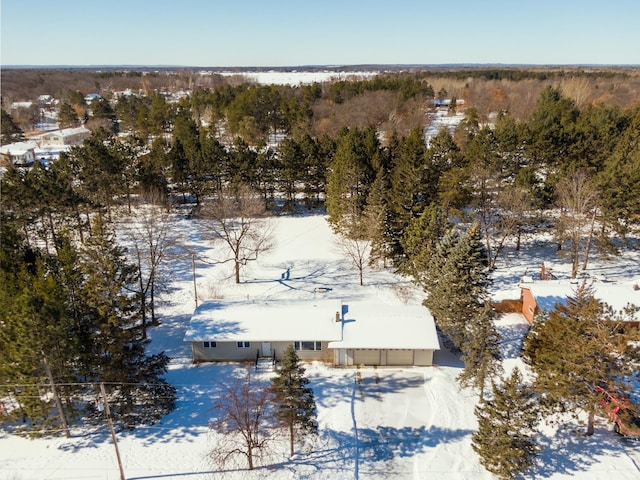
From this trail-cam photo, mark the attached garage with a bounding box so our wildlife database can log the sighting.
[353,349,381,365]
[329,302,441,367]
[386,349,414,365]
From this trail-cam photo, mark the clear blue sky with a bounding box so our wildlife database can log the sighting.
[2,0,639,66]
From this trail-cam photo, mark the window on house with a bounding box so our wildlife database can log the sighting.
[294,341,322,351]
[236,341,251,348]
[203,341,216,348]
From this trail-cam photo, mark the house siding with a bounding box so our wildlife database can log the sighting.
[192,342,436,366]
[192,342,258,362]
[191,340,334,363]
[520,287,537,324]
[294,342,334,362]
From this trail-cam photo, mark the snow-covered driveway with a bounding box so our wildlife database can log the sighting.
[343,366,487,480]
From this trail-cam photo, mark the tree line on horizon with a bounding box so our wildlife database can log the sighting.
[1,71,640,477]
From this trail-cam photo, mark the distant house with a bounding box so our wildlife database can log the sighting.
[10,101,34,110]
[519,278,640,326]
[431,98,465,108]
[39,126,90,146]
[84,93,101,104]
[184,298,440,367]
[37,95,56,109]
[0,142,37,166]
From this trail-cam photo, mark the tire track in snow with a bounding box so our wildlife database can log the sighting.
[624,442,640,472]
[351,370,360,480]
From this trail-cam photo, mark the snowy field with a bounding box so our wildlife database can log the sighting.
[2,211,640,479]
[216,70,379,85]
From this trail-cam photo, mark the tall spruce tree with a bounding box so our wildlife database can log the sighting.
[421,227,460,348]
[386,128,428,263]
[521,281,638,435]
[423,222,491,352]
[458,301,502,400]
[401,202,448,282]
[364,165,392,267]
[0,257,77,430]
[80,216,175,425]
[325,127,378,229]
[598,107,640,236]
[271,344,318,457]
[472,368,539,480]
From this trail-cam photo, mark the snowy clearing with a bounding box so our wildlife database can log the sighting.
[1,212,640,479]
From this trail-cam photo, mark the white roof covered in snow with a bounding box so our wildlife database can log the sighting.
[184,297,441,351]
[329,302,440,350]
[40,126,90,138]
[184,298,344,342]
[521,279,640,320]
[0,142,36,155]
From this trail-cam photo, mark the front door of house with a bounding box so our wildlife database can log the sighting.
[261,342,271,357]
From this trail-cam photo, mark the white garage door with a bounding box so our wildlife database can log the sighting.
[353,349,381,365]
[386,350,414,365]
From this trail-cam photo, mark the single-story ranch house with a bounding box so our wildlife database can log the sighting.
[519,277,640,326]
[0,142,36,166]
[184,298,440,367]
[39,126,90,147]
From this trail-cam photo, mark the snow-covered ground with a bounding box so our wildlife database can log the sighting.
[424,108,465,147]
[1,212,640,479]
[216,70,379,85]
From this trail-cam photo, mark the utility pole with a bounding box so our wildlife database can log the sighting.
[42,353,70,438]
[99,382,126,480]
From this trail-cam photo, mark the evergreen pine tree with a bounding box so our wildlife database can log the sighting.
[0,251,78,431]
[401,202,448,281]
[364,166,392,267]
[57,102,81,129]
[422,227,460,349]
[521,281,637,435]
[277,136,305,209]
[325,127,378,229]
[1,108,24,145]
[386,128,428,263]
[458,301,503,400]
[598,107,640,236]
[80,216,175,425]
[423,222,491,351]
[271,344,318,457]
[472,368,539,480]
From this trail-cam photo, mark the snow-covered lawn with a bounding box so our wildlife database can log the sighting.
[2,212,640,479]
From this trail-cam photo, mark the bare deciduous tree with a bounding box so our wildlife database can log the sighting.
[121,201,175,337]
[335,231,371,287]
[555,171,600,278]
[560,77,593,109]
[332,202,375,286]
[489,184,537,269]
[209,368,275,471]
[201,184,274,284]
